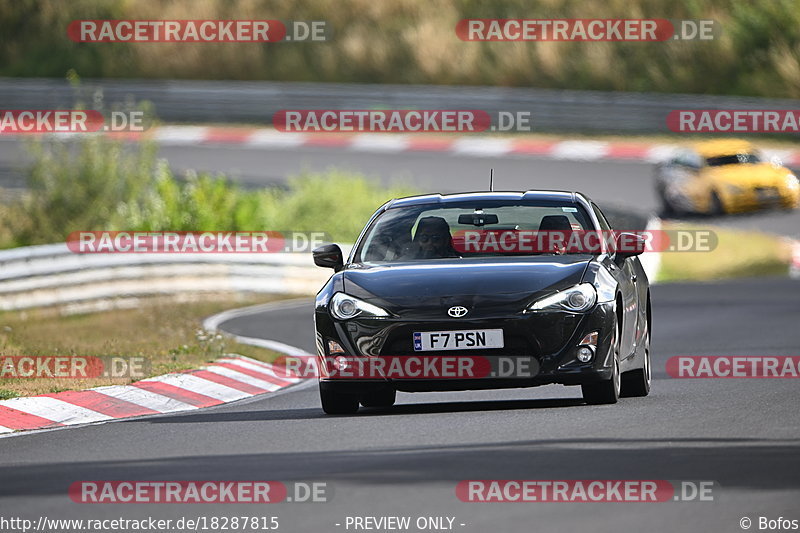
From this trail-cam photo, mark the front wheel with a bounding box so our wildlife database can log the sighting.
[581,330,621,405]
[657,186,677,218]
[319,384,359,414]
[709,191,725,216]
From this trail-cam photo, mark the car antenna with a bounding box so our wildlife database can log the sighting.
[489,168,494,191]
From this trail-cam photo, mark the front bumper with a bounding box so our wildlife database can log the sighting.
[722,187,799,212]
[314,301,617,393]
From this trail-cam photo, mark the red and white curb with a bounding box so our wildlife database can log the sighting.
[151,128,800,166]
[6,126,800,166]
[0,354,308,436]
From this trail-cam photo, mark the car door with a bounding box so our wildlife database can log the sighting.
[592,203,639,360]
[679,153,716,213]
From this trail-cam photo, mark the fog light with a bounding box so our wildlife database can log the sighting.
[334,355,351,371]
[577,345,595,363]
[327,340,345,355]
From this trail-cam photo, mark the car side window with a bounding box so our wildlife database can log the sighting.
[676,151,702,169]
[668,150,698,169]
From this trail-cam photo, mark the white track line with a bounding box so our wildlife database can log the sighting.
[203,299,316,359]
[202,298,308,332]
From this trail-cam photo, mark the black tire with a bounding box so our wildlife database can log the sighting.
[621,326,651,398]
[360,388,396,408]
[319,384,359,414]
[709,191,725,216]
[581,329,621,405]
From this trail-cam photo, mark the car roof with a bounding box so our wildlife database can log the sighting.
[693,139,757,158]
[387,190,584,208]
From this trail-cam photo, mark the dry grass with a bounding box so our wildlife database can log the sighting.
[657,222,792,282]
[0,293,294,399]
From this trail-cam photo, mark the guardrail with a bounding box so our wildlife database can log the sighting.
[0,209,655,312]
[0,243,334,312]
[2,78,799,135]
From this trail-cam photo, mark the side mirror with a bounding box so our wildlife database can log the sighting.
[313,244,344,271]
[615,232,646,259]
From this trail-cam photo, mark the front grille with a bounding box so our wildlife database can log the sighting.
[755,187,781,203]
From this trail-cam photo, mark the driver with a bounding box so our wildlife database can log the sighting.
[412,216,459,259]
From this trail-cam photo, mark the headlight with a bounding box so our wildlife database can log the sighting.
[528,283,597,313]
[786,174,799,191]
[330,292,389,320]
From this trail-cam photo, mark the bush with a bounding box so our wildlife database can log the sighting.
[0,135,416,247]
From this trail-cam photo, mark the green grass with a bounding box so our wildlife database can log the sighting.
[657,222,792,282]
[1,0,799,98]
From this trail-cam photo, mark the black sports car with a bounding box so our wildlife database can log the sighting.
[312,190,651,414]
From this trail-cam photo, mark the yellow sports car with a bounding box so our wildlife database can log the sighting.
[655,140,800,216]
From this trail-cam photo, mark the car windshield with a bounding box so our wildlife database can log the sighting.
[355,200,597,262]
[706,153,761,166]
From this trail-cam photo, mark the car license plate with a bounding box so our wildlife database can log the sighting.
[413,329,504,351]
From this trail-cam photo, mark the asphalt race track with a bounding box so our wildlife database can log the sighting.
[0,137,798,532]
[0,278,798,533]
[1,138,799,238]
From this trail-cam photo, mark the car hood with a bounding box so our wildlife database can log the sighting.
[707,163,789,187]
[342,256,592,316]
